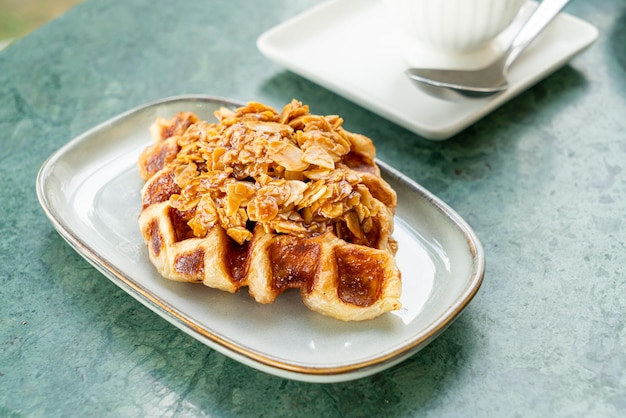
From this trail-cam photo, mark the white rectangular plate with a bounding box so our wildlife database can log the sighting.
[37,96,485,382]
[257,0,598,140]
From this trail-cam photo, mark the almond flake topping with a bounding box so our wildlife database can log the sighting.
[158,100,388,245]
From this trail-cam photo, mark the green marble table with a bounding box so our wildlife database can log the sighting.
[1,0,625,416]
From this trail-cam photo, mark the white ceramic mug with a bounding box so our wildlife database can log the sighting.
[383,0,526,53]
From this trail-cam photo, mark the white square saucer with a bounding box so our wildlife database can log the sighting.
[257,0,598,140]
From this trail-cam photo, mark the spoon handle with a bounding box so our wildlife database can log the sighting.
[504,0,572,70]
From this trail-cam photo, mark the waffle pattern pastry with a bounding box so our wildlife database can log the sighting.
[138,100,401,321]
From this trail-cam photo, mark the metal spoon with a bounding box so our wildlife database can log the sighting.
[405,0,572,98]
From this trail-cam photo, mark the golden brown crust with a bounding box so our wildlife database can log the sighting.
[138,100,401,321]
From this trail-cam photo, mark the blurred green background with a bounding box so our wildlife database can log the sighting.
[1,0,82,47]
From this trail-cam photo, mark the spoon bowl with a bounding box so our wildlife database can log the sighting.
[406,0,572,98]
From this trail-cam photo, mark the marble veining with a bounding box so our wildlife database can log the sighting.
[1,0,625,416]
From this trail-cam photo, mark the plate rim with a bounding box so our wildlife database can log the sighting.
[36,95,485,382]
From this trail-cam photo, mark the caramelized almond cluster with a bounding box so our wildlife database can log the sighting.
[150,100,392,246]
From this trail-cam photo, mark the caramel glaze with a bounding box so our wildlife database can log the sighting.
[138,111,197,180]
[335,220,381,251]
[158,202,386,307]
[341,152,396,210]
[142,135,392,309]
[269,235,321,294]
[141,138,180,180]
[266,232,383,307]
[225,234,252,283]
[142,170,180,210]
[139,107,401,319]
[335,246,383,307]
